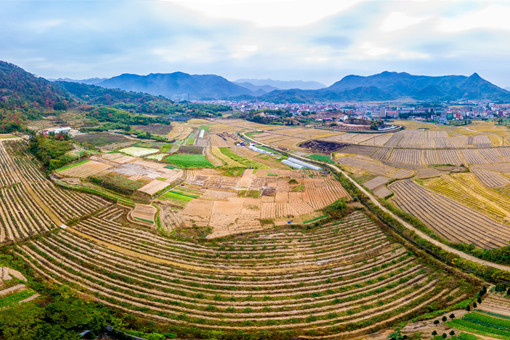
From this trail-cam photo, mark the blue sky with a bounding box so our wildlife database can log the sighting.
[1,0,510,87]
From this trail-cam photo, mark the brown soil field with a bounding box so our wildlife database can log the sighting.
[363,176,390,190]
[177,169,350,237]
[133,124,173,135]
[130,204,156,223]
[138,180,171,196]
[59,161,112,178]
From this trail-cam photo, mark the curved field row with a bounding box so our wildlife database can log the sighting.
[16,207,472,337]
[471,168,510,188]
[422,174,510,223]
[0,140,111,243]
[390,179,510,248]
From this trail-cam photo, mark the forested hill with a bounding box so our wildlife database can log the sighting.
[257,71,510,103]
[97,72,252,100]
[55,80,178,115]
[0,61,70,113]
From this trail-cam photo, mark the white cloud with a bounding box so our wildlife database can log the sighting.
[438,4,510,32]
[380,12,428,33]
[159,0,362,27]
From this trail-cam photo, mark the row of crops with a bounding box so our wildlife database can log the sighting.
[14,208,478,338]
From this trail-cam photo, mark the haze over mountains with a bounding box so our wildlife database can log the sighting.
[64,70,510,103]
[3,60,510,103]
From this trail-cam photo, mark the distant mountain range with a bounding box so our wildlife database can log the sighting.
[64,70,510,103]
[254,71,510,103]
[2,59,509,105]
[235,79,325,91]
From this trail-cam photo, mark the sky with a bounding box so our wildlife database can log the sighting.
[1,0,510,87]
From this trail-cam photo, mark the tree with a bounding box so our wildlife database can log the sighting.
[0,303,44,340]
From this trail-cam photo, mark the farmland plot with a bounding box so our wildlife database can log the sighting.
[16,210,475,338]
[423,173,510,223]
[390,179,510,248]
[477,148,504,163]
[436,150,464,166]
[120,147,159,157]
[471,168,510,188]
[0,141,110,243]
[460,149,487,165]
[338,157,395,176]
[388,149,423,166]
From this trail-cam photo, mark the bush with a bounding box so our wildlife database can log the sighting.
[495,283,507,293]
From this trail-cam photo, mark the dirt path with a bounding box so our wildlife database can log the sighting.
[242,132,510,273]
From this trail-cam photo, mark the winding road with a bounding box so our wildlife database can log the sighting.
[240,130,510,274]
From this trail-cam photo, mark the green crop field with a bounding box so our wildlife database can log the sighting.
[161,191,197,202]
[55,159,90,172]
[164,154,214,168]
[219,147,268,168]
[447,311,510,339]
[308,154,334,164]
[0,289,37,308]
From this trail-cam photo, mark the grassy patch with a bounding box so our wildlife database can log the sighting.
[246,190,261,198]
[218,147,267,169]
[307,154,334,164]
[55,159,90,172]
[89,173,145,195]
[74,132,130,146]
[161,143,173,153]
[291,184,305,192]
[156,177,167,181]
[161,190,198,202]
[164,154,214,168]
[303,215,328,224]
[199,125,210,132]
[267,172,278,176]
[446,312,510,339]
[222,167,244,177]
[0,289,36,308]
[134,216,154,223]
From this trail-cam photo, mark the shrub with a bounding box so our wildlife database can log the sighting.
[495,283,507,293]
[449,330,455,336]
[432,330,437,336]
[442,316,447,322]
[449,313,455,319]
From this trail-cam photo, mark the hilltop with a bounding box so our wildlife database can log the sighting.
[97,72,252,100]
[258,71,510,103]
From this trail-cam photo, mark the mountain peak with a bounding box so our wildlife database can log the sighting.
[469,72,482,79]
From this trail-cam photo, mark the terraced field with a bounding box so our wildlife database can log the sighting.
[16,209,475,338]
[0,140,110,243]
[422,173,510,223]
[389,179,510,248]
